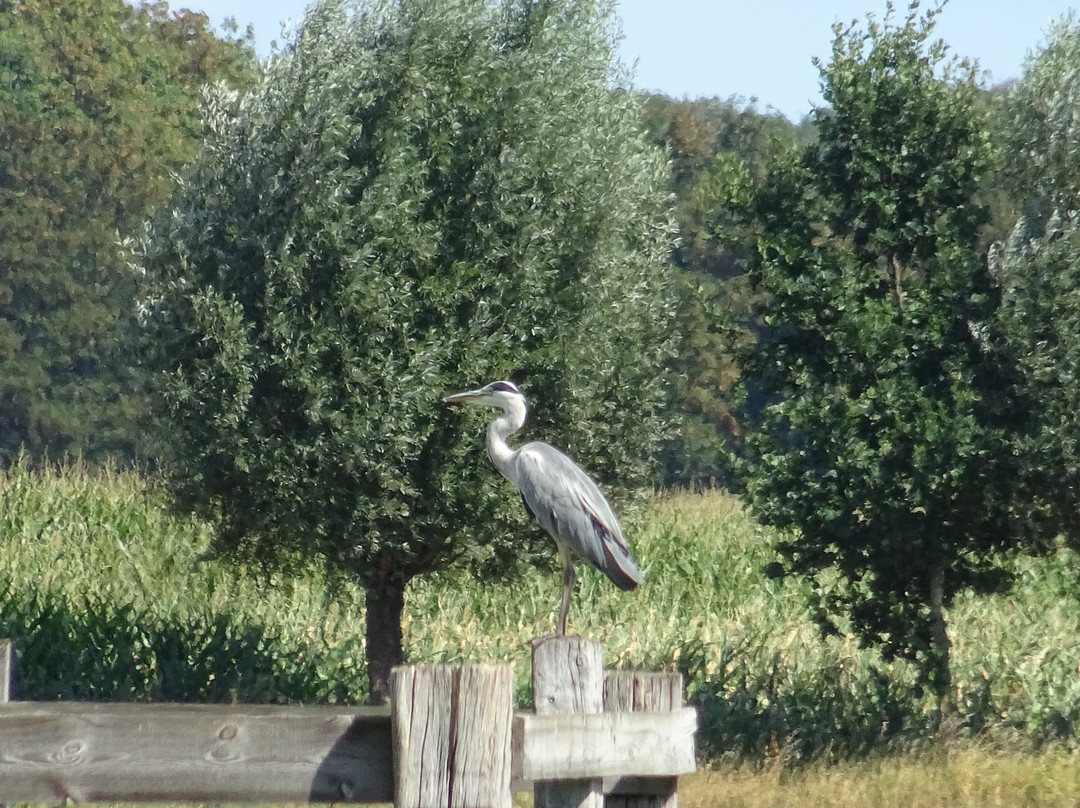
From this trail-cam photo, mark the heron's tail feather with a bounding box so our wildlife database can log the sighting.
[602,544,642,591]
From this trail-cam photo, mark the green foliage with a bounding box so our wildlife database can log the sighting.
[999,14,1080,215]
[992,16,1080,548]
[5,466,1080,766]
[136,0,676,697]
[735,1,1025,700]
[135,3,258,109]
[639,95,805,484]
[0,460,366,702]
[0,591,365,703]
[0,0,257,465]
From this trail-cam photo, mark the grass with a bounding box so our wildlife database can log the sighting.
[680,747,1080,808]
[3,461,1080,805]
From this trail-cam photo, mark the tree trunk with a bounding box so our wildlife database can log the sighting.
[928,562,954,721]
[365,572,406,706]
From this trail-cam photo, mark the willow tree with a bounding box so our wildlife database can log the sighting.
[137,0,676,702]
[736,2,1024,710]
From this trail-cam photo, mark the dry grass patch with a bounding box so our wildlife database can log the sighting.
[680,747,1080,808]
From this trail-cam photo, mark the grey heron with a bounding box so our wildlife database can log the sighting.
[443,380,642,635]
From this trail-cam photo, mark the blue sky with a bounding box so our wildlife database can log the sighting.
[195,0,1077,121]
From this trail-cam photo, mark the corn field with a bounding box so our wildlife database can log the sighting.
[2,461,1080,770]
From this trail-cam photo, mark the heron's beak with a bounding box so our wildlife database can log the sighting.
[442,389,482,406]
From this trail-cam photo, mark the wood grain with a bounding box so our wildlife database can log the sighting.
[0,702,393,804]
[392,666,455,808]
[391,664,513,808]
[0,651,693,806]
[602,672,687,808]
[530,636,604,808]
[0,640,11,705]
[451,665,513,808]
[513,708,697,782]
[531,636,603,716]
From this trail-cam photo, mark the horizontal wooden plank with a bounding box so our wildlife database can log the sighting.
[0,702,695,802]
[0,702,393,804]
[511,708,697,785]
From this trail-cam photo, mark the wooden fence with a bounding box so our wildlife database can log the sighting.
[0,636,696,806]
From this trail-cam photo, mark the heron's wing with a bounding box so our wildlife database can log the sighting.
[514,442,642,591]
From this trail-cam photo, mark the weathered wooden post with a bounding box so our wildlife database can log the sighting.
[516,640,695,803]
[530,636,605,808]
[603,671,683,808]
[0,638,8,808]
[390,664,514,808]
[0,639,11,704]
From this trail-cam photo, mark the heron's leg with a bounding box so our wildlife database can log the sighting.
[557,544,576,635]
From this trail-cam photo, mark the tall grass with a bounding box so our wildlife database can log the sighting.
[3,461,1080,769]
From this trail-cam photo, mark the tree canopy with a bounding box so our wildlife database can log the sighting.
[0,0,256,464]
[992,15,1080,548]
[640,95,805,485]
[137,0,677,702]
[735,1,1025,706]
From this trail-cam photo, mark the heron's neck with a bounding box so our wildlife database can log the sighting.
[486,397,527,480]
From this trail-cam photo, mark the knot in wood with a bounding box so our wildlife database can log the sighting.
[218,724,238,741]
[209,728,240,763]
[53,741,83,763]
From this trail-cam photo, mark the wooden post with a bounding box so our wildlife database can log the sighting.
[531,636,604,808]
[391,664,513,808]
[603,671,683,808]
[0,638,10,704]
[0,638,8,808]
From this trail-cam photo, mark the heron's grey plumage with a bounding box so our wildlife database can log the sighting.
[514,442,641,591]
[443,380,642,634]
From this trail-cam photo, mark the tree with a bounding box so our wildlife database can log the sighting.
[639,95,804,484]
[992,15,1080,546]
[137,0,676,703]
[735,2,1024,710]
[0,0,256,464]
[133,3,259,139]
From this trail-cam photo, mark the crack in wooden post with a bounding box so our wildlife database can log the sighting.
[391,664,513,808]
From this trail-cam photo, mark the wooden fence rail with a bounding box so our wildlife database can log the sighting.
[0,637,696,806]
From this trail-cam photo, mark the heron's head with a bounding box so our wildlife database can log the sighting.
[442,380,525,411]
